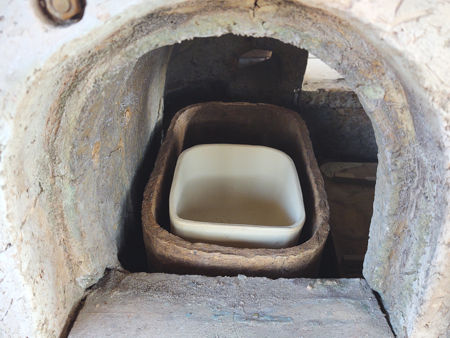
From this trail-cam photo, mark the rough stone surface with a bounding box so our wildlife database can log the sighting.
[164,34,308,117]
[0,0,449,337]
[300,90,378,162]
[69,270,393,337]
[0,35,171,337]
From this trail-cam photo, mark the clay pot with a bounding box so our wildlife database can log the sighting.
[142,102,329,277]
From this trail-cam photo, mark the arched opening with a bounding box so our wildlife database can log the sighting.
[1,1,447,336]
[116,34,377,279]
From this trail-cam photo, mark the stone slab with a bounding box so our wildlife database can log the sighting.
[69,271,393,337]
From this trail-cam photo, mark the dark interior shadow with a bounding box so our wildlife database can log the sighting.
[118,122,163,272]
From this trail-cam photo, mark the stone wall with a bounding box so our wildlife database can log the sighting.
[164,34,308,118]
[0,41,171,335]
[0,0,448,336]
[300,90,377,162]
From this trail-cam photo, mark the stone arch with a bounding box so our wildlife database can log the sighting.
[1,1,448,336]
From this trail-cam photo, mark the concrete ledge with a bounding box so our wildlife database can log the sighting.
[69,271,393,337]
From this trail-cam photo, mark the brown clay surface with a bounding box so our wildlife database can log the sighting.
[142,102,329,277]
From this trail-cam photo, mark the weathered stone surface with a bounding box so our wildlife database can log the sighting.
[0,0,448,337]
[0,38,171,337]
[69,271,393,337]
[164,34,308,118]
[300,90,378,162]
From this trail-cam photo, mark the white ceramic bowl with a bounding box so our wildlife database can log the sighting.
[169,144,305,248]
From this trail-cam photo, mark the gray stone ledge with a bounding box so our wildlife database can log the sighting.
[69,271,393,337]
